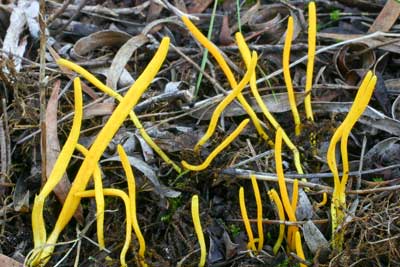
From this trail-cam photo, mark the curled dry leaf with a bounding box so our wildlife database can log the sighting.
[334,43,376,83]
[106,34,149,90]
[45,80,83,223]
[72,30,131,59]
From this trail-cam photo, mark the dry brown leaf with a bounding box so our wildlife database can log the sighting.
[219,15,233,45]
[84,103,115,119]
[46,80,83,224]
[0,254,23,267]
[187,0,213,14]
[72,30,131,59]
[369,0,400,33]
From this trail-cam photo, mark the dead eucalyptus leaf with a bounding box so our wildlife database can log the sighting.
[102,156,181,198]
[72,30,131,59]
[188,92,306,120]
[0,254,23,267]
[46,80,84,223]
[106,34,148,90]
[364,137,400,168]
[369,0,400,33]
[303,220,330,254]
[187,0,213,14]
[84,103,115,119]
[313,102,400,136]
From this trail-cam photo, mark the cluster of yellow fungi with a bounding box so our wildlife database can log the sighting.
[28,37,171,267]
[28,1,377,266]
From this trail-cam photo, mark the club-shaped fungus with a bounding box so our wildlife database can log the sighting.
[182,119,250,171]
[239,187,256,251]
[192,51,257,153]
[117,145,147,266]
[27,37,170,267]
[305,1,317,121]
[75,144,105,250]
[250,175,264,252]
[283,17,301,136]
[235,32,305,177]
[191,195,206,267]
[327,71,376,250]
[76,189,132,267]
[30,77,82,261]
[57,58,181,174]
[275,128,301,251]
[268,189,285,255]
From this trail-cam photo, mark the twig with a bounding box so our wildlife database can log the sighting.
[39,0,47,185]
[47,0,73,25]
[53,0,87,35]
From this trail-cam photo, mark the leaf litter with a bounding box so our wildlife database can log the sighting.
[1,0,400,266]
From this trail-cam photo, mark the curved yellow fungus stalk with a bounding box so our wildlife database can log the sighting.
[181,16,272,146]
[340,76,377,192]
[117,145,147,267]
[250,175,264,252]
[191,195,206,267]
[275,128,298,251]
[268,189,285,255]
[239,187,256,251]
[31,77,82,256]
[57,58,181,174]
[235,32,305,177]
[194,52,257,153]
[75,144,105,250]
[315,191,327,208]
[327,71,375,250]
[76,189,132,267]
[283,17,301,136]
[28,37,170,267]
[182,118,249,171]
[291,179,299,212]
[295,231,306,267]
[305,2,317,121]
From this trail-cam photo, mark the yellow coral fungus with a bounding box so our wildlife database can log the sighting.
[76,189,132,267]
[316,191,328,208]
[117,145,147,267]
[191,195,206,267]
[327,71,376,250]
[31,77,82,254]
[283,17,301,136]
[75,144,105,250]
[291,179,299,212]
[182,118,249,171]
[181,16,272,146]
[305,1,317,121]
[239,187,256,251]
[275,128,298,251]
[268,189,285,255]
[27,37,170,266]
[194,51,257,152]
[250,174,264,252]
[295,231,306,267]
[57,58,181,174]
